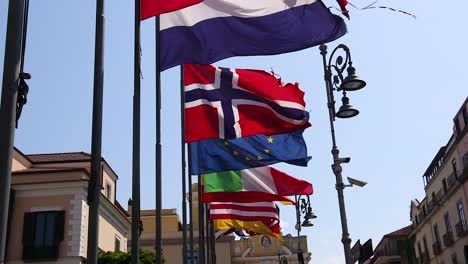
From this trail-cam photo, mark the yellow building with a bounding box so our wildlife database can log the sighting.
[409,97,468,263]
[6,148,130,264]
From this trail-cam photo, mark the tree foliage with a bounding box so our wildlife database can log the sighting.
[82,249,162,264]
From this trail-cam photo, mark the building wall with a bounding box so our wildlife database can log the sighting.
[411,98,468,264]
[6,194,75,262]
[101,167,116,203]
[98,214,127,252]
[12,159,27,171]
[231,235,310,264]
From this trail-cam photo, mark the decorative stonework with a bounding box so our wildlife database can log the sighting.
[67,192,87,257]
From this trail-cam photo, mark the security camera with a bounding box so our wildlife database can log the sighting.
[347,177,367,187]
[335,157,351,164]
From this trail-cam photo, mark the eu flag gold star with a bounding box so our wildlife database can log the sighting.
[257,156,263,160]
[264,149,270,154]
[224,141,229,145]
[233,150,239,155]
[245,156,251,161]
[267,137,274,143]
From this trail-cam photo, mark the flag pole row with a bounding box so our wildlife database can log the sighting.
[86,0,106,263]
[180,66,189,264]
[154,14,163,264]
[131,0,142,263]
[0,0,352,263]
[187,144,195,263]
[0,0,26,261]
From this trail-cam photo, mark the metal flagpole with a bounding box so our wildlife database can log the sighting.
[198,175,205,264]
[188,144,194,263]
[131,0,141,263]
[0,0,25,261]
[205,204,211,264]
[16,0,31,129]
[86,0,106,263]
[180,65,188,264]
[155,15,163,264]
[205,205,210,264]
[209,208,216,264]
[200,199,207,264]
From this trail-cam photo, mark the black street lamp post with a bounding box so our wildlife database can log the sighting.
[294,195,316,264]
[319,44,367,264]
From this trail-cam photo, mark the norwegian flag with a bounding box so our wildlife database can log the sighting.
[184,64,311,143]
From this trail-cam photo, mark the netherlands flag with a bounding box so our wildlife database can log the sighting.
[160,0,347,71]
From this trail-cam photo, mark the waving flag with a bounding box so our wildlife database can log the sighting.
[141,0,203,20]
[184,64,310,143]
[190,130,311,175]
[159,0,346,70]
[211,201,281,240]
[202,166,313,203]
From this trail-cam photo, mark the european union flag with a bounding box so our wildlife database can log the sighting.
[189,130,311,174]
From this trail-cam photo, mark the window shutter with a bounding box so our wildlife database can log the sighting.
[22,212,35,259]
[22,212,34,243]
[55,211,65,241]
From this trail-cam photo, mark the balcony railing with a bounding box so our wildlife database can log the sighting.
[458,152,468,183]
[427,200,435,213]
[435,189,445,203]
[432,241,441,255]
[443,232,454,247]
[420,251,430,264]
[418,212,426,223]
[455,221,467,238]
[447,172,456,189]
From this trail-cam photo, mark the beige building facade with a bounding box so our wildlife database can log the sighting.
[231,234,310,264]
[5,149,131,264]
[409,97,468,264]
[128,184,311,264]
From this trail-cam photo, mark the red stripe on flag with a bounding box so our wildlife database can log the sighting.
[184,64,217,86]
[270,167,313,196]
[236,69,306,105]
[210,203,278,213]
[202,192,295,204]
[141,0,203,20]
[237,105,310,138]
[210,214,278,223]
[185,104,220,142]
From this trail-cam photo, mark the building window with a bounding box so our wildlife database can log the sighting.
[452,253,458,264]
[452,159,458,178]
[455,117,462,135]
[463,106,468,126]
[105,182,112,200]
[434,224,441,243]
[22,211,65,260]
[115,236,121,252]
[457,201,466,230]
[445,213,453,234]
[443,178,448,193]
[417,241,422,258]
[423,236,429,255]
[187,250,199,264]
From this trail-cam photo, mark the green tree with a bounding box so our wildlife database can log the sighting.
[82,249,163,264]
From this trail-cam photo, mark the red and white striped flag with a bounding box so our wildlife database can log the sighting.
[210,201,281,240]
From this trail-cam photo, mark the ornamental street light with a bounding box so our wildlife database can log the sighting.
[319,43,367,264]
[294,195,316,264]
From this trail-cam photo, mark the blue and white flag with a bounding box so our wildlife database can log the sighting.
[160,0,347,71]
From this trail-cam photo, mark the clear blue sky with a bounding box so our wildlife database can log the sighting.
[1,0,467,262]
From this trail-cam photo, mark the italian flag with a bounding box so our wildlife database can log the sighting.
[202,166,312,203]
